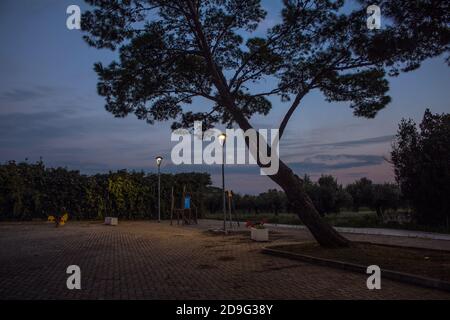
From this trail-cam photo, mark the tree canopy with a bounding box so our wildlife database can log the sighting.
[82,0,448,134]
[391,109,450,226]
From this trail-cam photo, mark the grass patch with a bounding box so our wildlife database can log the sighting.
[204,211,450,234]
[272,242,450,282]
[204,212,302,225]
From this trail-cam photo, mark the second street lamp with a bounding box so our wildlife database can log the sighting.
[218,133,227,233]
[155,156,163,223]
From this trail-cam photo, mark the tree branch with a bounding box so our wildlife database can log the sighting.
[278,52,349,139]
[278,91,308,139]
[184,0,255,132]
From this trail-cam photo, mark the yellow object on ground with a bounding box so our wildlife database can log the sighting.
[61,213,69,222]
[47,215,55,222]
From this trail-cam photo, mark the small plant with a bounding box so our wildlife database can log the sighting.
[54,208,69,227]
[246,219,267,229]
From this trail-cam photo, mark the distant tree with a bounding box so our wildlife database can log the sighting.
[258,189,286,215]
[303,175,322,214]
[335,186,353,213]
[303,175,352,215]
[391,109,450,226]
[85,174,108,219]
[371,183,401,219]
[317,175,339,215]
[82,0,449,247]
[346,177,374,212]
[0,161,27,219]
[205,187,222,214]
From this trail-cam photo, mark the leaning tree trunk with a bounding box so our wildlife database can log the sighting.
[269,160,350,248]
[190,17,350,247]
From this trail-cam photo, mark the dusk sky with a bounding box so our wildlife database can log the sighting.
[1,0,449,194]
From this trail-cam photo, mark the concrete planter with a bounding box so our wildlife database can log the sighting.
[251,227,269,241]
[104,217,118,226]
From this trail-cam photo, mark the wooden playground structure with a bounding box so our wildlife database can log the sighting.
[170,185,198,225]
[170,185,239,228]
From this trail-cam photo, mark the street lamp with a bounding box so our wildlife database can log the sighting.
[218,133,227,233]
[155,156,163,223]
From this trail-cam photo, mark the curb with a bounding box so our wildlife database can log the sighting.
[264,223,450,241]
[262,246,450,293]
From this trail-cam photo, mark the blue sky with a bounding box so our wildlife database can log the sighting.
[0,0,449,194]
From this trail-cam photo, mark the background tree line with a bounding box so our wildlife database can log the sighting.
[0,161,211,221]
[1,109,448,227]
[0,163,443,228]
[0,161,403,222]
[205,176,403,218]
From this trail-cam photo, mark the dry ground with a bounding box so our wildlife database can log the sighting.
[0,219,449,300]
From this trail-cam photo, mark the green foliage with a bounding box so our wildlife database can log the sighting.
[204,174,401,218]
[302,175,353,215]
[372,183,401,218]
[0,161,211,221]
[391,109,450,226]
[357,0,450,75]
[346,177,375,211]
[0,160,46,220]
[346,178,402,217]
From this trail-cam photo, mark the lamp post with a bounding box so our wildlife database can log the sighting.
[218,133,227,233]
[155,156,163,223]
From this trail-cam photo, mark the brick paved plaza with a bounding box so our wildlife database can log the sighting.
[0,220,449,300]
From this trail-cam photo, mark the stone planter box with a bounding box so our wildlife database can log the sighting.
[251,227,269,241]
[104,217,118,226]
